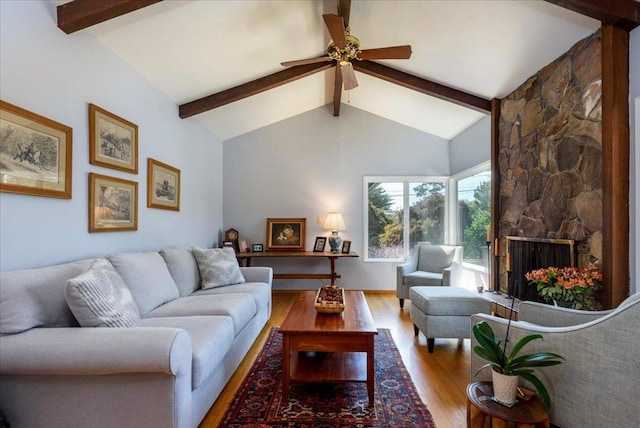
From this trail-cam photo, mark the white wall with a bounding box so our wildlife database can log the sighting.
[0,1,223,270]
[223,104,451,290]
[630,27,639,295]
[450,116,491,175]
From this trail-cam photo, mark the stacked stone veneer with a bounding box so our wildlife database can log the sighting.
[498,31,602,292]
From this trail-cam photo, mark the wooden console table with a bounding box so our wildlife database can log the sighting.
[236,251,358,286]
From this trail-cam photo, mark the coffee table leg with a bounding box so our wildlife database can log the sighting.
[282,334,290,399]
[367,338,375,406]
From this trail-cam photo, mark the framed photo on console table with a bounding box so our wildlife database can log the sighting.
[266,218,306,251]
[89,103,138,174]
[341,240,352,254]
[147,158,180,211]
[313,237,327,252]
[89,173,138,233]
[0,100,72,199]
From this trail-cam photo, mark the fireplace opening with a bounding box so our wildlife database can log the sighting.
[506,236,575,302]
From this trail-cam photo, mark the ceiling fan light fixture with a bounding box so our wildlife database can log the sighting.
[341,62,358,90]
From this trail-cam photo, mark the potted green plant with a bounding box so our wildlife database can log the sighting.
[472,321,564,408]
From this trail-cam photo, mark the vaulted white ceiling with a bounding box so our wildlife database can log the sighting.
[64,1,600,141]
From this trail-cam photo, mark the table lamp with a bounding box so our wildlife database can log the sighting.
[323,212,346,253]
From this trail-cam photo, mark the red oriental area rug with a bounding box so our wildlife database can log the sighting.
[219,328,436,428]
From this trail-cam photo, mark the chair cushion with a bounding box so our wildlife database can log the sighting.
[108,252,180,315]
[65,259,140,328]
[192,247,245,289]
[160,248,201,297]
[409,286,491,316]
[0,258,97,334]
[417,245,456,273]
[140,316,234,389]
[403,271,443,286]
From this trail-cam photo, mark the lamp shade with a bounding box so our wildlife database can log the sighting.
[323,212,346,231]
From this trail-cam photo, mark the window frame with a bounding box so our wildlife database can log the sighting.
[363,176,449,262]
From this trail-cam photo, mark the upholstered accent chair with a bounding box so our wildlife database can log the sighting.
[470,293,640,428]
[396,244,463,309]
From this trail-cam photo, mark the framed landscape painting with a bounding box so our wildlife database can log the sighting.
[89,103,138,174]
[266,218,306,251]
[147,158,180,211]
[0,100,72,199]
[89,173,138,233]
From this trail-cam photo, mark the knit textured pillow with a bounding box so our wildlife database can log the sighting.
[65,259,140,327]
[192,247,246,289]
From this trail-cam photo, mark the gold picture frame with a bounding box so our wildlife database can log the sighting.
[147,158,180,211]
[0,100,72,199]
[89,173,138,233]
[89,103,138,174]
[266,218,306,251]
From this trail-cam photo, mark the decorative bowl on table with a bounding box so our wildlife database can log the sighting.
[314,285,345,314]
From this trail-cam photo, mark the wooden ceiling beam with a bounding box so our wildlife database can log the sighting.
[179,62,335,119]
[544,0,640,31]
[353,61,491,113]
[57,0,163,34]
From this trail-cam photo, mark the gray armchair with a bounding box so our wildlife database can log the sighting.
[396,244,463,308]
[470,293,640,428]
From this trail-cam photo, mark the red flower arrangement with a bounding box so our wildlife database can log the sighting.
[525,263,603,311]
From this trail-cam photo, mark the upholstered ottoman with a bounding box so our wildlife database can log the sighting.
[410,286,491,353]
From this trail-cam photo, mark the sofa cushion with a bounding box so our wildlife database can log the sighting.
[192,247,245,289]
[0,258,97,335]
[193,282,271,313]
[145,294,256,336]
[160,248,201,297]
[108,252,179,315]
[140,316,234,389]
[65,259,140,327]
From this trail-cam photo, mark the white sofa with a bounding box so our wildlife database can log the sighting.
[0,247,273,428]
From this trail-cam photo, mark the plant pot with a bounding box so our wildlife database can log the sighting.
[492,369,519,405]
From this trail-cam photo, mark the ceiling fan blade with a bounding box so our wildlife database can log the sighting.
[340,62,358,90]
[357,45,413,61]
[281,56,332,67]
[333,66,343,116]
[323,14,346,49]
[338,0,351,28]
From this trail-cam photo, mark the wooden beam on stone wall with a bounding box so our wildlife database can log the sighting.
[57,0,163,34]
[545,0,640,31]
[601,25,630,308]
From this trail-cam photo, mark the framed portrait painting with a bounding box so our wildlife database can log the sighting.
[266,218,306,251]
[0,100,72,199]
[89,173,138,233]
[89,103,138,174]
[147,158,180,211]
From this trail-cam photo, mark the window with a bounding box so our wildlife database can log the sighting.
[452,163,491,266]
[364,177,448,261]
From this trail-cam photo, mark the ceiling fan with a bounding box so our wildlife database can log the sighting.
[280,0,412,116]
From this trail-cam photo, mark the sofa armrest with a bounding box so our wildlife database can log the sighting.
[0,327,192,376]
[518,301,613,327]
[240,266,273,285]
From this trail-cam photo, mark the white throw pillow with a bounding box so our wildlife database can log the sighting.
[192,247,245,289]
[65,259,141,327]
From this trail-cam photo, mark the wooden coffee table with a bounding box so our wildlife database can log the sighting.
[279,290,378,405]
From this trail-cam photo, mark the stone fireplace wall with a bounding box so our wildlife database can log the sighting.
[498,31,602,292]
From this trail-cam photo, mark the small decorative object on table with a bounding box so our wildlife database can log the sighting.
[314,285,345,314]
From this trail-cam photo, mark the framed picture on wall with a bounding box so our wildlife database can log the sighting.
[89,173,138,233]
[147,158,180,211]
[266,218,306,251]
[0,100,72,199]
[89,103,138,174]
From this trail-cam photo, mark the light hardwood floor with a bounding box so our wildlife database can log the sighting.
[199,291,470,427]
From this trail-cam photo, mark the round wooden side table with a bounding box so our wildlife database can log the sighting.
[467,381,550,428]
